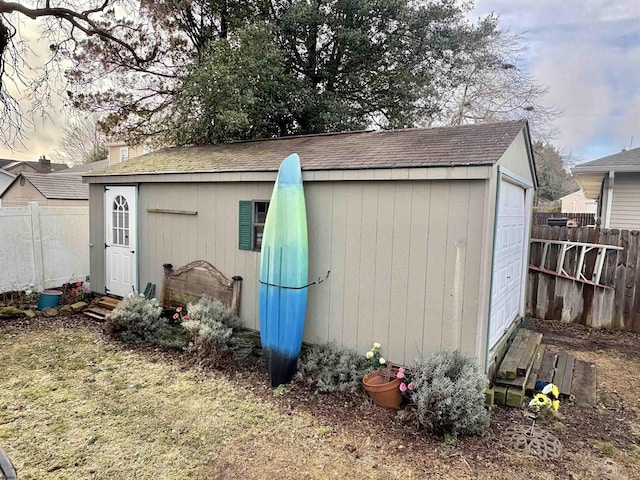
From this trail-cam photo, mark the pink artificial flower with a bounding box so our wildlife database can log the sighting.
[84,287,89,292]
[176,306,183,312]
[407,382,414,391]
[71,288,77,294]
[173,313,179,319]
[182,315,189,321]
[396,367,405,380]
[399,383,407,392]
[76,281,82,287]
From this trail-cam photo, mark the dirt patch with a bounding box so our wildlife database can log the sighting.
[0,315,639,479]
[534,319,640,358]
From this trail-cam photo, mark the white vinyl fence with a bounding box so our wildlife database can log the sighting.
[0,203,89,293]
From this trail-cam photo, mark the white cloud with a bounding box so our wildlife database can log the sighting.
[533,49,610,149]
[473,0,640,161]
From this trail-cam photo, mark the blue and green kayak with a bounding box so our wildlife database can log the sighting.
[259,153,309,387]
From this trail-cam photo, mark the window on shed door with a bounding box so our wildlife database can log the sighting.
[238,200,269,251]
[112,195,130,246]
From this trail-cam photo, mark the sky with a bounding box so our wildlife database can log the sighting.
[471,0,640,163]
[0,0,639,164]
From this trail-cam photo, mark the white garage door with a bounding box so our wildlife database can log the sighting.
[489,179,526,349]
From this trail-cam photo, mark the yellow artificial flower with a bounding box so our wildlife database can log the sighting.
[373,342,381,350]
[366,351,374,359]
[379,357,386,365]
[552,400,560,411]
[542,383,560,399]
[533,393,548,406]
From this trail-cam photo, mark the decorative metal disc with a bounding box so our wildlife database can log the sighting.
[503,425,563,460]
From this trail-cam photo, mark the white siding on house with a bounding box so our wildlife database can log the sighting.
[108,179,491,364]
[107,144,146,166]
[560,190,597,214]
[609,173,640,229]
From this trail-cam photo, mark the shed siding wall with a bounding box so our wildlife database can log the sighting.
[89,184,105,292]
[496,130,533,184]
[130,179,488,364]
[610,173,640,229]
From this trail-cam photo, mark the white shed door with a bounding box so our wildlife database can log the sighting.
[489,179,526,349]
[105,186,137,297]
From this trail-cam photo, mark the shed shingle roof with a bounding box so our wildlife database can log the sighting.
[85,121,527,177]
[20,173,88,199]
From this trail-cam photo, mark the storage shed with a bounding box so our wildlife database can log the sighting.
[84,120,537,370]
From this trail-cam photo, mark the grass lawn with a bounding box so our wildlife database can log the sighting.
[0,321,419,479]
[0,316,639,479]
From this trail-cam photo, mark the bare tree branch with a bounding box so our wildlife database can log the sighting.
[0,1,157,65]
[0,0,159,147]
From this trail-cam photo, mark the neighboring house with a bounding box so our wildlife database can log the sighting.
[0,160,107,206]
[84,120,537,371]
[572,147,640,229]
[0,169,15,198]
[559,190,597,214]
[106,141,151,166]
[0,156,68,175]
[53,159,110,175]
[0,172,88,206]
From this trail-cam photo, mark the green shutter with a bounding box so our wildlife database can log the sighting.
[238,200,253,250]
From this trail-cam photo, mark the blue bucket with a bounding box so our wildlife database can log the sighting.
[38,290,63,310]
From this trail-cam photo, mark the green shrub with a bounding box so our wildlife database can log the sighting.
[182,297,242,366]
[410,350,489,437]
[296,343,370,393]
[106,294,188,348]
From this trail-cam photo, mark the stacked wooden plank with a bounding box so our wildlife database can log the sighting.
[493,329,543,407]
[84,296,121,321]
[526,350,597,405]
[493,336,598,408]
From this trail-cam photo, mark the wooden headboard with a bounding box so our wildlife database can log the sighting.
[160,260,242,314]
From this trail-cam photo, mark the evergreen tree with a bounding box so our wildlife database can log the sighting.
[533,141,578,202]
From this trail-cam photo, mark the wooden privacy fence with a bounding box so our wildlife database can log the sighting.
[532,212,597,226]
[527,225,640,333]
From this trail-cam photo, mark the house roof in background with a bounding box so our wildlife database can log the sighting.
[4,173,89,200]
[573,147,640,173]
[55,159,109,174]
[559,190,585,201]
[84,121,528,177]
[0,158,69,173]
[572,146,640,198]
[0,159,19,169]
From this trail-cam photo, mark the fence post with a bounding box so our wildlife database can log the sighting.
[29,202,45,291]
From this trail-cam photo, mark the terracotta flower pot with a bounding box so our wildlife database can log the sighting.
[362,368,402,409]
